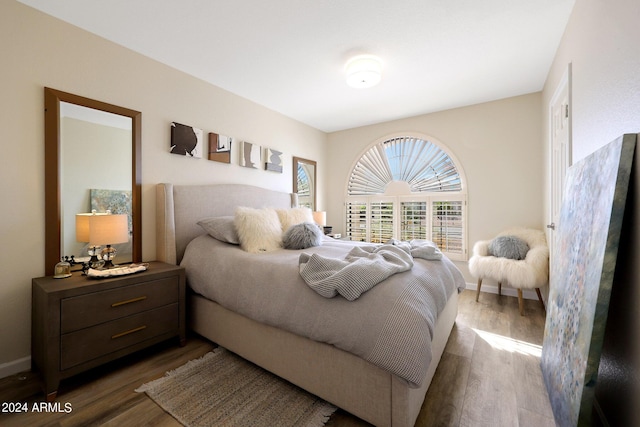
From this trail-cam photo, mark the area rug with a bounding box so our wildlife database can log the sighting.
[136,347,337,427]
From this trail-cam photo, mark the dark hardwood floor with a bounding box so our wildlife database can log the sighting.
[0,290,553,426]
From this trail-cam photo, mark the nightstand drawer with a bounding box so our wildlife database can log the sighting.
[60,304,179,370]
[61,277,179,333]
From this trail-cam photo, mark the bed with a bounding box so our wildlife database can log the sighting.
[156,183,464,427]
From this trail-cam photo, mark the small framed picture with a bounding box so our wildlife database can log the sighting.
[170,122,203,158]
[208,133,232,163]
[239,141,261,169]
[265,148,283,173]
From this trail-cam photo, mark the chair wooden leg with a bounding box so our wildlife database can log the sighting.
[476,278,483,302]
[517,289,524,316]
[498,282,502,296]
[535,288,546,313]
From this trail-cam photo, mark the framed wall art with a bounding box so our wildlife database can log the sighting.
[170,122,203,158]
[239,141,261,169]
[208,132,232,164]
[265,148,283,173]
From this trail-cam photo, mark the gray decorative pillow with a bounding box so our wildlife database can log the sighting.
[488,235,529,260]
[283,222,323,250]
[197,216,240,245]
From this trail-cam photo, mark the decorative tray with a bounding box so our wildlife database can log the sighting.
[87,263,149,278]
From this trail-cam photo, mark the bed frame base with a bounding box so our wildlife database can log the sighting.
[189,291,457,427]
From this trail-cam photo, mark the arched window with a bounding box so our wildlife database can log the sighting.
[345,134,467,260]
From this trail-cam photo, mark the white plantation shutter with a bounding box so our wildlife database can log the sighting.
[345,201,367,242]
[370,200,394,243]
[297,163,312,208]
[431,197,466,260]
[400,200,428,241]
[348,136,462,195]
[345,135,467,260]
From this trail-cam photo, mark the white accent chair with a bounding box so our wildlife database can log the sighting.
[468,228,549,316]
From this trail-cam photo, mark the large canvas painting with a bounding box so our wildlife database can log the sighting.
[541,134,636,426]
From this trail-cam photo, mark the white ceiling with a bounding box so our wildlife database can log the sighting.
[19,0,575,132]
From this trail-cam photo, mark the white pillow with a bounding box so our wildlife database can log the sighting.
[276,207,314,232]
[234,207,283,253]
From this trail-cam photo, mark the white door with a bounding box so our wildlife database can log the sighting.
[548,64,572,277]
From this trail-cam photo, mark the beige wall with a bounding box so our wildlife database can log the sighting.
[0,1,326,372]
[541,0,640,424]
[327,93,545,282]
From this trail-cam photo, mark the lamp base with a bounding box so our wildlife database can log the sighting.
[100,245,118,269]
[102,260,117,269]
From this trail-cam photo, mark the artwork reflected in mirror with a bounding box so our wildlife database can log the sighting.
[293,157,316,211]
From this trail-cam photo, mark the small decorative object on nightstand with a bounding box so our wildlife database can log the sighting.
[32,261,186,401]
[53,259,71,279]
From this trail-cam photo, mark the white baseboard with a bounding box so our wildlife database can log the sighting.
[464,282,539,300]
[0,355,31,379]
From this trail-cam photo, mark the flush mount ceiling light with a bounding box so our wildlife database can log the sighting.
[344,54,383,89]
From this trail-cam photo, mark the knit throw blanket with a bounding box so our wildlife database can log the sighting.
[299,240,442,301]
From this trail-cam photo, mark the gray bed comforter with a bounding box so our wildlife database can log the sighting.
[181,235,466,387]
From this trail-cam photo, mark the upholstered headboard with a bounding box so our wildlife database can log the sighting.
[156,183,297,265]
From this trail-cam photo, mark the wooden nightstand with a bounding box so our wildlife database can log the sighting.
[32,261,185,401]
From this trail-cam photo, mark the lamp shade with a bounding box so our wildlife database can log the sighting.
[345,54,382,89]
[76,212,105,242]
[312,211,327,226]
[76,213,128,245]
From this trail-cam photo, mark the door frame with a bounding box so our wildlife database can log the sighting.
[547,63,572,287]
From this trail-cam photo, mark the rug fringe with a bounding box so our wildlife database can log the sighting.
[135,348,225,393]
[305,402,338,427]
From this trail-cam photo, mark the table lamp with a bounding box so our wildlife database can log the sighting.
[312,211,326,226]
[76,211,129,269]
[313,211,332,235]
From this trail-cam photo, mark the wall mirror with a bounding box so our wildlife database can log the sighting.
[44,87,142,274]
[293,156,316,211]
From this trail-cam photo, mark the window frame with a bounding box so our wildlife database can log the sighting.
[344,133,468,261]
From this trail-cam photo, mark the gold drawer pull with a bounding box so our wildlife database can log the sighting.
[111,296,147,307]
[111,325,147,339]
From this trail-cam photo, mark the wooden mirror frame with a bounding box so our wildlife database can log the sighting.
[292,156,317,211]
[44,87,142,275]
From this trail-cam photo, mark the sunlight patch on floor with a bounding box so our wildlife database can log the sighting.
[472,328,542,357]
